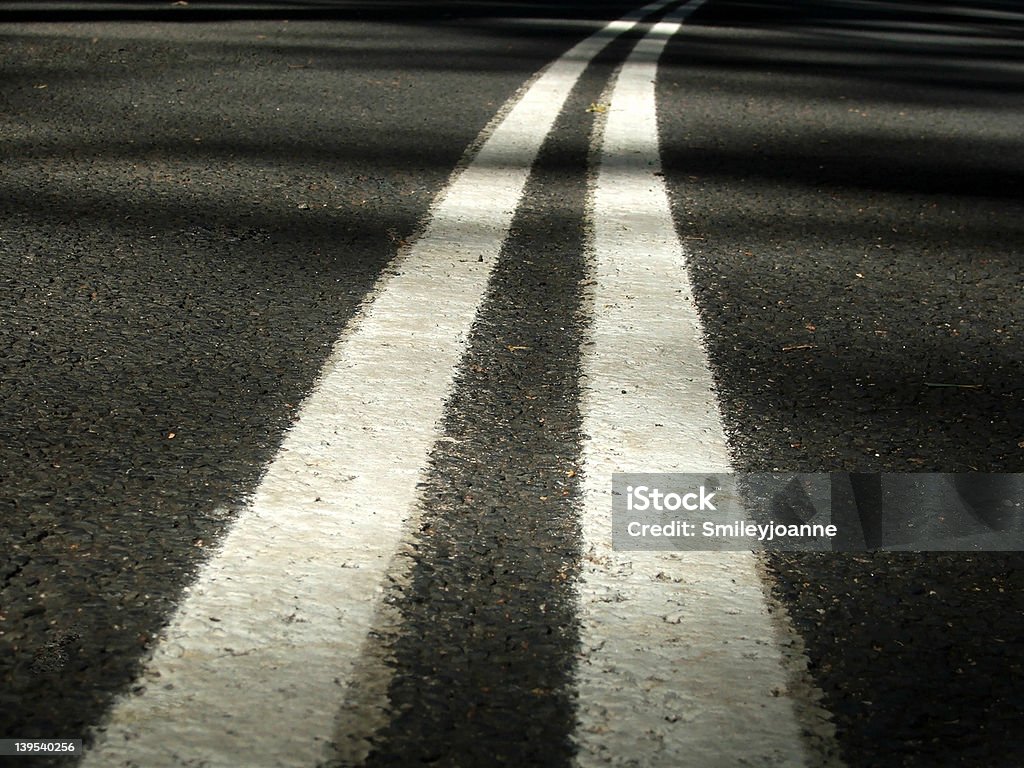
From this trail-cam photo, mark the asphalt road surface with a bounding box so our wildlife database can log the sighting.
[1,1,1022,766]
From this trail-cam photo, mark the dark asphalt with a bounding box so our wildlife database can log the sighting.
[1,1,1022,767]
[665,1,1024,765]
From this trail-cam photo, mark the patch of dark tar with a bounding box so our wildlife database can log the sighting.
[766,552,1024,768]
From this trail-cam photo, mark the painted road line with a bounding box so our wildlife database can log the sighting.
[575,4,834,766]
[81,3,685,767]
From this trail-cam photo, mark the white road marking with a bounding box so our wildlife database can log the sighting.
[575,4,835,766]
[82,3,682,766]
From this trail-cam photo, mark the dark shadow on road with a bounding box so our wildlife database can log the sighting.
[0,0,648,23]
[679,0,1024,96]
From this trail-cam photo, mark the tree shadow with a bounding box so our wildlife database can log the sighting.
[0,0,651,23]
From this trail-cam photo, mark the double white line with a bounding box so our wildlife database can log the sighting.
[85,2,830,765]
